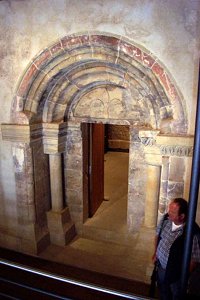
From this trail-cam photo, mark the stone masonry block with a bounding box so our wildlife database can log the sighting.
[167,182,184,199]
[169,157,185,182]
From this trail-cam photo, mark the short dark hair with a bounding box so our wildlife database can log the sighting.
[172,198,188,218]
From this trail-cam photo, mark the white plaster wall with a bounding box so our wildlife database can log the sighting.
[0,0,199,125]
[0,0,199,223]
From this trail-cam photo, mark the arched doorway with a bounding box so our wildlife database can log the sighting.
[2,32,189,254]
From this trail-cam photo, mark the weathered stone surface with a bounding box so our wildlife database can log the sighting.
[169,157,185,182]
[65,154,82,170]
[66,170,82,189]
[0,0,199,255]
[167,182,184,199]
[43,122,67,154]
[161,157,169,181]
[160,180,168,199]
[47,208,76,246]
[66,189,82,205]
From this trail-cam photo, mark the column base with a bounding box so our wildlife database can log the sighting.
[21,228,50,254]
[47,207,76,246]
[0,223,50,255]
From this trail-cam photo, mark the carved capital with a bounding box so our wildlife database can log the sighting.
[138,129,160,146]
[43,122,68,154]
[140,137,155,146]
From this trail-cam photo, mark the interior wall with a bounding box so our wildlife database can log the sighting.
[106,125,130,151]
[0,0,200,252]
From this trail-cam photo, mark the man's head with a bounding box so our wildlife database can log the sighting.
[168,198,188,225]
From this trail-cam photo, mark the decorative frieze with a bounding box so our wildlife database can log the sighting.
[159,145,193,157]
[139,131,194,157]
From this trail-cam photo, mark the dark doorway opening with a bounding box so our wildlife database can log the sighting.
[82,123,129,227]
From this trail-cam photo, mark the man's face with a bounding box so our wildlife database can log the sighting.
[168,202,185,225]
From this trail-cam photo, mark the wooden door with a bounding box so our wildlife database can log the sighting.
[89,123,105,217]
[82,123,90,221]
[82,123,105,218]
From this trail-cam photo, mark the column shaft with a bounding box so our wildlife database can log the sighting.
[49,154,63,211]
[144,164,161,228]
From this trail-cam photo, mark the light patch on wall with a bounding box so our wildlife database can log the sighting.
[12,147,25,172]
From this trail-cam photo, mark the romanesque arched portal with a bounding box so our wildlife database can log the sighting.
[1,33,193,254]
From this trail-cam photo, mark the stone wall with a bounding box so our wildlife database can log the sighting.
[0,0,200,254]
[107,125,130,151]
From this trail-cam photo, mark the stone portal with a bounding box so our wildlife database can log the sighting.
[1,33,192,254]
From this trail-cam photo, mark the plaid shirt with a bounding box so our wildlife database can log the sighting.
[156,217,200,269]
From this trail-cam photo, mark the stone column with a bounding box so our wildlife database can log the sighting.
[47,152,76,245]
[144,164,161,228]
[49,154,63,211]
[43,122,76,246]
[0,124,50,254]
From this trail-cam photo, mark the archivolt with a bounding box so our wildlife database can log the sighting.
[12,32,187,133]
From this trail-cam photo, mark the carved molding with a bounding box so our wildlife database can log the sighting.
[138,129,159,146]
[1,122,68,154]
[43,122,68,154]
[138,132,194,157]
[159,145,193,157]
[1,124,43,143]
[140,137,155,146]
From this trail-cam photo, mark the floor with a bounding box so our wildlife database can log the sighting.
[39,152,155,288]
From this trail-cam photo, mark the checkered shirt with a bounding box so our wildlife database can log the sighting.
[156,218,200,269]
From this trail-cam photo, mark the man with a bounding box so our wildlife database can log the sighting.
[152,198,200,300]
